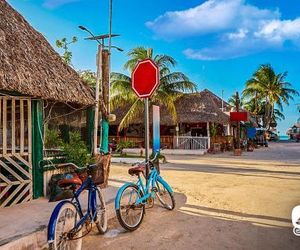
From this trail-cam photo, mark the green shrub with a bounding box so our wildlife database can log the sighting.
[45,128,63,149]
[116,140,135,153]
[62,131,92,168]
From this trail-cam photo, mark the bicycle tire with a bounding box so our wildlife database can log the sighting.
[155,179,175,210]
[95,187,108,234]
[50,202,82,250]
[116,184,145,231]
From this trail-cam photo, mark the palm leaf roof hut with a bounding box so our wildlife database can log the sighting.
[110,90,230,149]
[0,0,96,205]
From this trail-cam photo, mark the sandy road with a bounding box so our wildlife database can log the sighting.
[84,142,300,250]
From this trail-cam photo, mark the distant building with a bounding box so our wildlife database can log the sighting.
[110,89,231,150]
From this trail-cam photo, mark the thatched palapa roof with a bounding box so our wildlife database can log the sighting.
[202,89,230,111]
[0,0,94,105]
[164,91,230,125]
[112,90,230,126]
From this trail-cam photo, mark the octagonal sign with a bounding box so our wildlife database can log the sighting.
[131,59,160,98]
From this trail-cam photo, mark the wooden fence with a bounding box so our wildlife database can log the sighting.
[0,96,32,207]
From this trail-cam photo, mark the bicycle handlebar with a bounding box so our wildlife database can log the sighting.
[132,152,159,166]
[56,163,85,170]
[150,153,159,162]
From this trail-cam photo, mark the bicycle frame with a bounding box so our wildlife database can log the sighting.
[134,167,159,205]
[48,176,99,242]
[72,177,99,229]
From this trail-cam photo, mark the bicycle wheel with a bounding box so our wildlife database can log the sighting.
[95,187,108,234]
[49,202,82,250]
[155,179,175,210]
[116,184,145,231]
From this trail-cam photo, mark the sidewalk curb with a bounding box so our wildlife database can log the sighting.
[0,199,116,250]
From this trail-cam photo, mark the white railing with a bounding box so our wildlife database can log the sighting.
[174,136,209,150]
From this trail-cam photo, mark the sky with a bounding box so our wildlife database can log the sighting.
[7,0,300,135]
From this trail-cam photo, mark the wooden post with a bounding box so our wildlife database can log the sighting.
[236,92,240,150]
[32,100,44,198]
[207,122,210,149]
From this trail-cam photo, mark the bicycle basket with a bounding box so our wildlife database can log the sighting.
[87,163,104,185]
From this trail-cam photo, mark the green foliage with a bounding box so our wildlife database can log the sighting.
[62,131,92,168]
[242,64,299,129]
[116,140,135,153]
[45,128,63,149]
[78,70,97,87]
[228,92,244,109]
[210,123,218,138]
[55,36,78,65]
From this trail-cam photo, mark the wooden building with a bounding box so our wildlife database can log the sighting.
[110,90,230,150]
[0,0,95,207]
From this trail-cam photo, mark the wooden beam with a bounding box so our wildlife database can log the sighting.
[3,99,7,155]
[20,100,24,154]
[12,99,16,153]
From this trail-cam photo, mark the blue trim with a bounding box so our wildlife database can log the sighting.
[90,187,97,220]
[47,200,74,242]
[115,182,136,210]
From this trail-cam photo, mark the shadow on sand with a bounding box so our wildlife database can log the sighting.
[84,192,299,250]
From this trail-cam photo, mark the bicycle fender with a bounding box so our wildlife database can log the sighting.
[157,176,173,194]
[115,182,136,210]
[47,200,74,242]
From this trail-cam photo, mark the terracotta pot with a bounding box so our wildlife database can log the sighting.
[234,149,242,156]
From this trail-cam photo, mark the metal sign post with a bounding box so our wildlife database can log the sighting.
[131,58,160,178]
[144,98,150,177]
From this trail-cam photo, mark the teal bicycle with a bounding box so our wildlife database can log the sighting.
[115,153,175,231]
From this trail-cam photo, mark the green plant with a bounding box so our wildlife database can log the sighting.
[78,70,96,87]
[55,36,78,65]
[116,140,135,153]
[45,128,63,149]
[210,123,218,138]
[62,131,92,168]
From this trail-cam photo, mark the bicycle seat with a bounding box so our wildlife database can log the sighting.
[58,175,82,188]
[128,165,145,176]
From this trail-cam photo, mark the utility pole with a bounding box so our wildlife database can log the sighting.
[93,44,103,155]
[101,49,110,153]
[79,26,122,155]
[221,89,224,112]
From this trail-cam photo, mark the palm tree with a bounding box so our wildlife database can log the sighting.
[228,92,244,110]
[110,47,196,130]
[243,64,299,129]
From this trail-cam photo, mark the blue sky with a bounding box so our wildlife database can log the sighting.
[8,0,300,134]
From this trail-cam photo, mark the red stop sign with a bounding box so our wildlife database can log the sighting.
[131,59,160,98]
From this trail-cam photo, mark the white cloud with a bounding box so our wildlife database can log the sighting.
[43,0,80,9]
[146,0,277,39]
[254,18,300,44]
[147,0,300,60]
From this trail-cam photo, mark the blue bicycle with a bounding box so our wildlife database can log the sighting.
[115,153,175,231]
[47,163,107,250]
